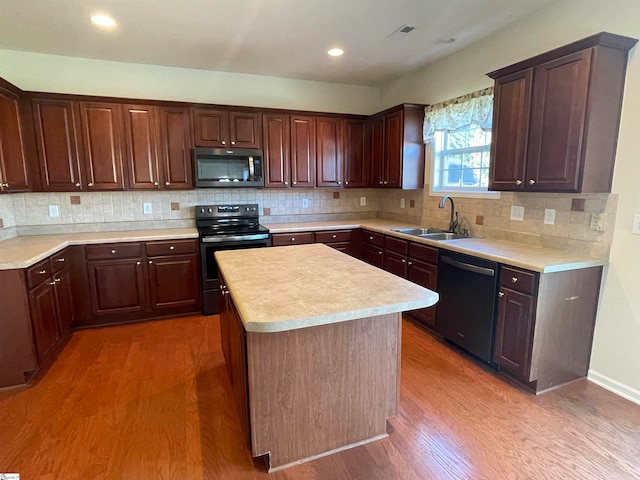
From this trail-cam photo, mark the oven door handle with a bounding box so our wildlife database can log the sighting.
[201,233,270,243]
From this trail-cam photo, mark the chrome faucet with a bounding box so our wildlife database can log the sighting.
[438,195,458,233]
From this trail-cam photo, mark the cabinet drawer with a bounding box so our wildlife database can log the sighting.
[146,239,198,257]
[50,250,69,273]
[315,230,352,243]
[85,243,142,260]
[363,230,384,247]
[271,232,315,246]
[500,266,537,295]
[385,236,408,255]
[409,242,438,264]
[26,258,52,289]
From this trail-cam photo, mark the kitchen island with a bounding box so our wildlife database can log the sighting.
[215,243,438,471]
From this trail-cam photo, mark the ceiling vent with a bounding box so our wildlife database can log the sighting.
[387,24,416,40]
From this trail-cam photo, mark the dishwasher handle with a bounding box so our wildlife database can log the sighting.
[441,255,496,277]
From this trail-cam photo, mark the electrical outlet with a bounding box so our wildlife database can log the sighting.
[48,205,60,218]
[510,205,525,222]
[360,197,366,206]
[544,209,556,225]
[143,203,153,215]
[302,198,309,209]
[631,214,640,235]
[400,198,406,209]
[590,213,606,231]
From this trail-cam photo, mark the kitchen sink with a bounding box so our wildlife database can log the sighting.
[391,227,472,241]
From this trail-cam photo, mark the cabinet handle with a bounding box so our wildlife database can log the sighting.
[529,179,536,185]
[511,277,518,283]
[56,257,65,262]
[284,181,288,185]
[291,237,295,241]
[136,261,141,266]
[111,249,116,254]
[369,236,374,240]
[221,289,229,295]
[169,245,175,250]
[54,278,61,283]
[345,181,349,185]
[337,181,341,186]
[49,281,57,285]
[165,181,170,186]
[148,260,153,264]
[154,181,159,186]
[408,261,413,266]
[2,183,9,188]
[383,181,388,185]
[37,269,47,275]
[231,141,236,145]
[292,181,297,185]
[75,182,81,187]
[379,181,383,185]
[221,140,226,145]
[378,251,383,255]
[401,259,406,263]
[515,179,522,185]
[332,234,337,239]
[498,291,505,297]
[88,182,94,187]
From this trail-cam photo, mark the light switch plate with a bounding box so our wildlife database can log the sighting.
[400,198,406,209]
[544,208,556,225]
[302,198,309,209]
[590,213,606,231]
[48,205,60,218]
[360,197,366,206]
[632,214,640,235]
[510,205,525,221]
[143,203,152,215]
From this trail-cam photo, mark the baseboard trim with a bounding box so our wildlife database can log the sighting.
[588,370,640,405]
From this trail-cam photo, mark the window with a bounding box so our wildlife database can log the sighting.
[423,87,497,197]
[432,126,492,193]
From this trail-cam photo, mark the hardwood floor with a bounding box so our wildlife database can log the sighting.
[0,315,639,479]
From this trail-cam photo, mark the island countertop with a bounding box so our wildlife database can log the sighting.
[215,243,439,333]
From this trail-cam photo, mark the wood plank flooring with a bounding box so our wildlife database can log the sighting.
[0,315,639,479]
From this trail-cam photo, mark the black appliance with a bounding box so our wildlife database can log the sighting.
[194,147,264,188]
[197,204,271,314]
[437,250,500,366]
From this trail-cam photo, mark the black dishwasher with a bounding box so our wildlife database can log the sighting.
[437,250,499,366]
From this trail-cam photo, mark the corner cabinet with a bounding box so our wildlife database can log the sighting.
[368,104,425,189]
[488,32,638,193]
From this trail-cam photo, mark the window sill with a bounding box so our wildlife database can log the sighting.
[428,188,501,200]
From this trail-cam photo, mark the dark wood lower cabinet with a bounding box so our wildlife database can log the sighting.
[147,254,200,310]
[87,258,148,317]
[406,259,438,329]
[28,279,61,362]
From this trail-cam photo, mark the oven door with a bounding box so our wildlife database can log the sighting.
[200,237,271,315]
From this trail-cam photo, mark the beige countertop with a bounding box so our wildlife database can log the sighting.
[0,228,198,269]
[215,243,439,333]
[268,219,608,273]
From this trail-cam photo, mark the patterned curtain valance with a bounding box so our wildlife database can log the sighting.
[423,87,494,143]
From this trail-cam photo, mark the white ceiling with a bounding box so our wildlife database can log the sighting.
[0,0,559,87]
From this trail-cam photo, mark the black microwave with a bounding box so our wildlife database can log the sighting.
[193,147,264,188]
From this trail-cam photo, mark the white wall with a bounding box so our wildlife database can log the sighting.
[381,0,640,402]
[0,50,380,115]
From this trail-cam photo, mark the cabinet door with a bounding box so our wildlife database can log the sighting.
[315,116,343,187]
[229,297,250,444]
[488,70,532,191]
[263,113,291,188]
[362,243,384,268]
[526,50,592,191]
[290,115,315,187]
[493,287,535,380]
[407,259,438,329]
[219,274,232,374]
[87,258,147,316]
[343,118,367,188]
[32,98,84,191]
[0,87,30,192]
[147,254,200,310]
[384,250,408,278]
[192,108,228,147]
[28,280,61,363]
[53,267,74,334]
[369,115,385,187]
[384,110,403,188]
[79,102,126,190]
[157,106,193,189]
[229,111,261,149]
[123,104,160,190]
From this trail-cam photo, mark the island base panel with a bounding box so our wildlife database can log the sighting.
[246,313,401,471]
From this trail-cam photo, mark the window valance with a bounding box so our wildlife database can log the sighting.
[423,87,494,143]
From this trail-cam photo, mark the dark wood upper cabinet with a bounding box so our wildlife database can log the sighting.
[290,115,315,188]
[263,113,291,188]
[343,118,367,188]
[158,106,193,189]
[316,116,343,187]
[488,32,638,193]
[0,85,30,193]
[79,102,126,190]
[192,108,261,149]
[123,104,160,190]
[31,98,84,191]
[368,104,425,189]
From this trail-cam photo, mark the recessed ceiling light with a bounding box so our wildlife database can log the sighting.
[91,14,116,28]
[437,37,456,45]
[328,48,344,57]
